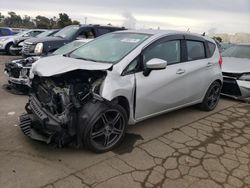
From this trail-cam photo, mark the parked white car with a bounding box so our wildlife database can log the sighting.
[0,29,46,54]
[19,30,222,152]
[221,44,250,100]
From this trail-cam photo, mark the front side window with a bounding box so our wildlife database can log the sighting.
[77,29,94,39]
[70,33,150,64]
[187,40,205,61]
[143,40,181,65]
[37,30,55,38]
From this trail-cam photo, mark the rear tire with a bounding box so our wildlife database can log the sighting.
[80,100,128,153]
[199,81,221,111]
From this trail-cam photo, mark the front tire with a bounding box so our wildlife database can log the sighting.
[5,42,13,55]
[199,81,221,111]
[81,101,128,153]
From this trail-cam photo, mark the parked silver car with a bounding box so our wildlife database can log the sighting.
[0,29,46,54]
[19,30,222,152]
[221,44,250,100]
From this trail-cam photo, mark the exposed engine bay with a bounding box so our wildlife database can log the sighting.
[20,70,107,147]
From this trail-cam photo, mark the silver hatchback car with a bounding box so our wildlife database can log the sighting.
[19,30,222,152]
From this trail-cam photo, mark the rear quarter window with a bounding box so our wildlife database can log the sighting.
[208,42,216,57]
[187,40,205,61]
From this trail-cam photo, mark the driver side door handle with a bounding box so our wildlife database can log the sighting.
[206,62,213,67]
[176,69,185,75]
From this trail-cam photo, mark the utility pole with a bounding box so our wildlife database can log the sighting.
[84,17,87,25]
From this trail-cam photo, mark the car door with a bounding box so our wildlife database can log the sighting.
[135,35,190,120]
[182,36,213,102]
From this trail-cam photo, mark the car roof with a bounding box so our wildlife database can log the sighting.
[115,29,215,43]
[67,24,125,29]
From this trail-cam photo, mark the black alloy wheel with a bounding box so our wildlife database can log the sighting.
[90,109,126,150]
[207,84,220,109]
[199,81,221,111]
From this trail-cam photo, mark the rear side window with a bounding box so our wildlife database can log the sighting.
[98,28,110,35]
[144,40,181,65]
[208,42,216,57]
[187,40,205,61]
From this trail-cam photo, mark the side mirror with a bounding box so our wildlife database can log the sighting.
[145,58,167,70]
[143,58,167,76]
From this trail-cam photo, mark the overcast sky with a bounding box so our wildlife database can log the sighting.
[0,0,249,34]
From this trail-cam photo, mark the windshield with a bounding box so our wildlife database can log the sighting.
[54,25,79,39]
[53,40,87,55]
[37,30,56,38]
[70,33,150,63]
[15,30,28,37]
[222,45,250,59]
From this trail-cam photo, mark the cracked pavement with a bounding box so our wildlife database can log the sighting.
[0,55,249,188]
[41,103,250,188]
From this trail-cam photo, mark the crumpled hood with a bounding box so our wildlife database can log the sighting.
[32,55,113,77]
[222,57,250,73]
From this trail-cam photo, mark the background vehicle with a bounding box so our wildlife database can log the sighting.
[4,39,92,93]
[0,29,46,54]
[22,24,126,57]
[221,42,235,51]
[19,30,222,152]
[9,29,59,55]
[221,44,250,100]
[0,27,17,37]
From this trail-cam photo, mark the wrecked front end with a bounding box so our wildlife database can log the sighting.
[4,57,40,92]
[19,70,107,147]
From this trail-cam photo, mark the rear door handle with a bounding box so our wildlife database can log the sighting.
[176,69,185,74]
[206,62,213,67]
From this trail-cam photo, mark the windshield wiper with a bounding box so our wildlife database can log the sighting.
[74,57,98,62]
[55,35,64,39]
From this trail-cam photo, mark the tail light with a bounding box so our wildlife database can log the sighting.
[219,54,223,68]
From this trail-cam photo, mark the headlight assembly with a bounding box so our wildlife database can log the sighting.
[0,38,8,42]
[34,43,43,54]
[239,73,250,81]
[20,68,28,77]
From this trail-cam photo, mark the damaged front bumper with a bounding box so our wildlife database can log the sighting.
[222,77,250,101]
[5,71,30,86]
[19,95,72,145]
